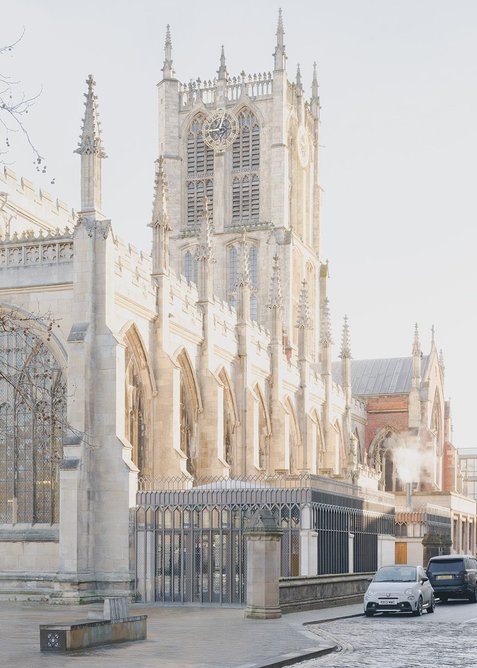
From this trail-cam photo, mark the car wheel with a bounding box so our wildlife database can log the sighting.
[365,610,375,617]
[427,594,435,613]
[468,590,477,603]
[412,597,423,616]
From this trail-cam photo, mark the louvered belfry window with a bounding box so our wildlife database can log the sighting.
[231,110,260,224]
[187,114,214,228]
[0,329,65,524]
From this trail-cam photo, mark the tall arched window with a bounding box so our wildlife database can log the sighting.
[0,329,65,524]
[227,245,238,308]
[186,114,214,228]
[123,326,153,477]
[125,351,146,473]
[231,109,260,225]
[184,249,198,284]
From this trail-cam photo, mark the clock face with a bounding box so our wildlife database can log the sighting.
[297,125,310,167]
[203,109,239,151]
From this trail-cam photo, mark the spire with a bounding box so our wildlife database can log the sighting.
[267,253,283,309]
[273,8,286,71]
[320,297,333,345]
[439,349,445,377]
[150,156,170,230]
[311,61,320,119]
[195,197,215,263]
[431,324,436,348]
[339,315,352,359]
[217,45,227,81]
[412,322,421,387]
[296,280,311,329]
[412,322,421,357]
[75,74,106,214]
[150,157,171,276]
[296,63,302,91]
[162,24,174,78]
[235,228,251,288]
[312,61,319,99]
[75,75,106,159]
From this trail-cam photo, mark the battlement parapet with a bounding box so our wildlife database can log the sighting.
[0,167,75,231]
[114,235,152,274]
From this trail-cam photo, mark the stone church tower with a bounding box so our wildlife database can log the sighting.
[158,12,322,351]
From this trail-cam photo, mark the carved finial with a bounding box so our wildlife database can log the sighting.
[150,157,170,230]
[339,315,351,359]
[267,253,283,309]
[431,324,436,347]
[217,45,227,80]
[296,63,302,90]
[273,8,287,71]
[162,24,174,78]
[320,297,333,345]
[412,322,421,357]
[235,228,251,288]
[195,197,215,262]
[296,279,311,329]
[75,75,106,158]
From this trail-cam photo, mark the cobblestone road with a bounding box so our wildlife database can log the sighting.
[298,603,477,668]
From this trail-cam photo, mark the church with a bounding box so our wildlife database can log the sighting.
[0,12,473,603]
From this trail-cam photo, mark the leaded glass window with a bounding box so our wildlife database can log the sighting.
[231,110,260,225]
[184,249,198,285]
[125,351,146,474]
[227,245,237,308]
[0,329,65,524]
[186,114,214,228]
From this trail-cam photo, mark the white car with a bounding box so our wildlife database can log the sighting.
[364,564,435,616]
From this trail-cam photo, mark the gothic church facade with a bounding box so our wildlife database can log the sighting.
[0,13,471,600]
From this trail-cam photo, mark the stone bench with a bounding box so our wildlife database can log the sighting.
[40,597,147,652]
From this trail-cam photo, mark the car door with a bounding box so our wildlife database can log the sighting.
[419,566,431,604]
[469,558,477,591]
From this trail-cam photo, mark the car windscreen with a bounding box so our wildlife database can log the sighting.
[427,560,464,574]
[373,566,417,582]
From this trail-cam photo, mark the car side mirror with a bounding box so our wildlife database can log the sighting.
[367,577,373,583]
[421,577,429,583]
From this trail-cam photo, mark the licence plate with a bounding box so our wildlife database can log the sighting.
[379,600,396,605]
[436,575,453,580]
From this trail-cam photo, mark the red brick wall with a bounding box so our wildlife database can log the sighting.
[364,395,409,456]
[442,442,456,492]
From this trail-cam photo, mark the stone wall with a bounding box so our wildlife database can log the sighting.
[279,573,371,614]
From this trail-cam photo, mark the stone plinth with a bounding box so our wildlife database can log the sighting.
[244,508,282,619]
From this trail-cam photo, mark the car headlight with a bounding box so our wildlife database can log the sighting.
[404,588,414,595]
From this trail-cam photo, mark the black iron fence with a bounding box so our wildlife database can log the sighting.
[134,474,395,604]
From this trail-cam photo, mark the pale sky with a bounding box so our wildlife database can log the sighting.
[3,1,477,446]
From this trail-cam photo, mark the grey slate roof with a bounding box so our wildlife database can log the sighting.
[332,356,429,396]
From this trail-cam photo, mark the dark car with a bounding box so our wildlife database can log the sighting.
[426,555,477,602]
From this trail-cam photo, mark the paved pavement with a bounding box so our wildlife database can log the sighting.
[0,600,363,668]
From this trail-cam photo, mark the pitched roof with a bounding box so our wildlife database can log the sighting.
[332,356,429,396]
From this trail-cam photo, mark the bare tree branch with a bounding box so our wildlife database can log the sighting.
[0,29,47,171]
